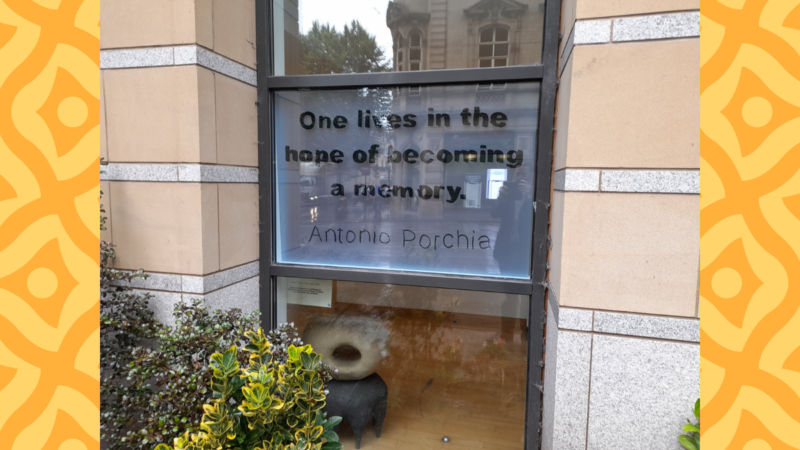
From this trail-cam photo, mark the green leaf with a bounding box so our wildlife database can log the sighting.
[321,442,343,450]
[683,423,700,433]
[322,430,339,442]
[694,399,700,421]
[679,435,698,450]
[223,346,237,367]
[301,352,313,370]
[324,416,342,430]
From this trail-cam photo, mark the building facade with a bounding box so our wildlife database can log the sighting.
[100,0,700,448]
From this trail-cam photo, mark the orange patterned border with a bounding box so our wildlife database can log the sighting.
[0,0,99,449]
[2,0,800,448]
[701,0,800,448]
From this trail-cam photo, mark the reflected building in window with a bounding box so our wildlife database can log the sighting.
[386,0,544,71]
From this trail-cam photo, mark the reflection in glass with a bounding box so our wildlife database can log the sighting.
[274,82,539,278]
[274,0,545,75]
[277,278,529,449]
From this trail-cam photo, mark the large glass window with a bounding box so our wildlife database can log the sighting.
[262,0,559,445]
[272,0,545,75]
[277,278,529,449]
[274,82,539,279]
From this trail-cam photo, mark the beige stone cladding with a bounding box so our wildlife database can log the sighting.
[556,39,699,170]
[100,0,259,322]
[550,191,699,317]
[103,66,256,166]
[108,182,220,275]
[101,0,255,68]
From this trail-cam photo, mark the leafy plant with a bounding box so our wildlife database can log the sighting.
[679,399,700,450]
[100,163,260,450]
[152,328,342,450]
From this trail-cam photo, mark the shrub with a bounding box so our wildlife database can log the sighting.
[153,328,342,450]
[100,171,260,450]
[679,399,700,450]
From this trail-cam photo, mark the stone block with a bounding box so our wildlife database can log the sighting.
[562,40,699,169]
[104,66,216,164]
[554,192,699,317]
[215,74,257,167]
[587,335,699,449]
[109,182,219,275]
[218,184,259,269]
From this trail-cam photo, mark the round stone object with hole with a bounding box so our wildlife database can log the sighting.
[302,316,390,380]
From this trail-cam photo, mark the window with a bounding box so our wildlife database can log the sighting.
[271,0,545,75]
[486,168,508,199]
[408,30,421,71]
[479,27,510,68]
[261,0,560,446]
[277,278,529,450]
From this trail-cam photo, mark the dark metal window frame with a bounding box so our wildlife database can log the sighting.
[256,0,561,447]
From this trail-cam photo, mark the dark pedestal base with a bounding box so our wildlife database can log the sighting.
[324,373,388,449]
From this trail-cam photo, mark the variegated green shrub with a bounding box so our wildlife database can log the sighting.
[153,328,342,450]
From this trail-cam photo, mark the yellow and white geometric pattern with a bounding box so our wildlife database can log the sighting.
[0,0,99,448]
[702,0,800,447]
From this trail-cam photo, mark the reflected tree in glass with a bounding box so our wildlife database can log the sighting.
[301,20,391,74]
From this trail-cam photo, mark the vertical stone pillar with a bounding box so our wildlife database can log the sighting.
[100,0,259,323]
[542,0,701,447]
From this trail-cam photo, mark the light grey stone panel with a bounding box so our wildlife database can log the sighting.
[195,46,258,86]
[541,310,559,450]
[601,170,700,194]
[559,307,593,331]
[587,335,700,450]
[613,12,701,42]
[181,262,259,294]
[594,312,699,343]
[110,271,182,292]
[180,275,205,294]
[100,47,173,69]
[573,20,611,44]
[186,277,260,316]
[173,45,199,65]
[100,46,257,86]
[132,289,184,325]
[544,330,593,450]
[177,165,259,183]
[554,169,600,192]
[101,163,178,182]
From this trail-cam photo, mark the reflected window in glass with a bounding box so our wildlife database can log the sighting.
[479,26,510,68]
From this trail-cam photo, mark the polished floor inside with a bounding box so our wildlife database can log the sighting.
[288,291,529,450]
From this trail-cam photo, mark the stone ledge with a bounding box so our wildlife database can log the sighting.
[101,163,258,183]
[132,276,259,325]
[600,170,699,194]
[554,169,699,194]
[553,169,600,192]
[556,307,700,343]
[613,12,700,43]
[101,45,257,86]
[594,311,700,343]
[110,261,259,294]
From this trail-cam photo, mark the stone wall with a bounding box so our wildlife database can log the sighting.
[100,0,260,324]
[542,0,701,448]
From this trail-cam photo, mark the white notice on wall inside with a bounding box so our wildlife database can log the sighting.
[464,173,482,209]
[278,277,333,308]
